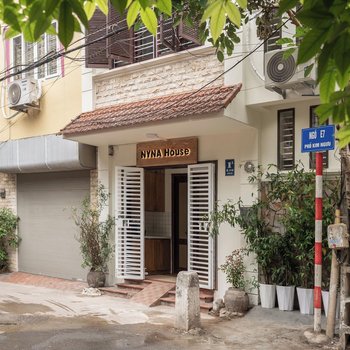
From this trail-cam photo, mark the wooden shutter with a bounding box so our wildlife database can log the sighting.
[188,163,215,289]
[107,2,134,63]
[85,8,109,68]
[115,166,145,280]
[159,16,177,51]
[178,18,202,46]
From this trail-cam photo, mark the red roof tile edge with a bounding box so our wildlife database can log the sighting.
[61,84,242,136]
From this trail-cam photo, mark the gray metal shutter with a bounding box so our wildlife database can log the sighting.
[17,171,90,280]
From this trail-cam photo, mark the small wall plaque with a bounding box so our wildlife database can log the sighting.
[225,159,235,176]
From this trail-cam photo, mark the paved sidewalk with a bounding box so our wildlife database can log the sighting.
[0,273,340,349]
[0,272,85,292]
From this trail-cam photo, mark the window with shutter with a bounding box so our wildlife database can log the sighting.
[86,8,110,68]
[159,16,176,53]
[278,109,295,170]
[309,105,329,169]
[178,19,202,46]
[106,4,134,64]
[85,6,202,69]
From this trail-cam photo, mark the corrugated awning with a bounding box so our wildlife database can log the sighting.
[61,84,242,136]
[0,135,96,173]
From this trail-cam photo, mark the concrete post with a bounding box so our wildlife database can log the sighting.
[175,271,201,331]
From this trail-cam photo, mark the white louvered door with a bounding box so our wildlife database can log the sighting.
[187,163,215,289]
[115,166,144,280]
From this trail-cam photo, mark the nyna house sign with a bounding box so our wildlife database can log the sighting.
[137,137,198,167]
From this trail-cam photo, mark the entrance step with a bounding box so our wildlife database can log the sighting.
[160,288,214,313]
[100,279,214,313]
[100,279,151,298]
[130,281,175,307]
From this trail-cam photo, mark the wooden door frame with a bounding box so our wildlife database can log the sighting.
[171,173,188,274]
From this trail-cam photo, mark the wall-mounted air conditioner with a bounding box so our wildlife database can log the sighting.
[7,78,41,111]
[265,48,316,93]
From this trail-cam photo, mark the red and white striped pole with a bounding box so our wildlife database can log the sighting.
[314,152,323,332]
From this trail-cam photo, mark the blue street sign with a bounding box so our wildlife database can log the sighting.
[225,159,235,176]
[301,125,335,153]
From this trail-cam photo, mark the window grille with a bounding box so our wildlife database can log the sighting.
[11,23,59,80]
[278,109,295,170]
[263,13,282,53]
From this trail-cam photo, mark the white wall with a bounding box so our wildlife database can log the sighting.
[260,100,340,173]
[102,127,259,300]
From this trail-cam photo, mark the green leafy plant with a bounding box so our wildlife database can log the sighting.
[220,248,256,291]
[209,163,338,288]
[261,164,338,288]
[73,185,114,272]
[0,208,20,272]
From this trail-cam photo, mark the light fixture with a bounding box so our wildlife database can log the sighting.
[145,133,160,139]
[108,145,114,156]
[0,189,6,199]
[244,161,255,174]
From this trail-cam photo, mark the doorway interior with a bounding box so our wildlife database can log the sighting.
[144,167,188,276]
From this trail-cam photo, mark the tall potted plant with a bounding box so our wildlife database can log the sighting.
[72,185,114,288]
[209,198,280,309]
[265,165,338,313]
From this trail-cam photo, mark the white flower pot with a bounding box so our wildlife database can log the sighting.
[322,290,339,318]
[276,285,295,311]
[259,284,276,308]
[296,287,314,315]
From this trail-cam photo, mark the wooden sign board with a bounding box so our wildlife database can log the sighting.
[137,137,198,167]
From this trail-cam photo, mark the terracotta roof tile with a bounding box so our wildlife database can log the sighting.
[61,84,242,136]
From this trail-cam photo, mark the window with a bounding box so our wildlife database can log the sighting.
[86,6,201,69]
[11,22,59,80]
[278,109,295,170]
[309,105,329,169]
[263,11,282,53]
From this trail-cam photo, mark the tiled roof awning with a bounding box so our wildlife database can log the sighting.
[61,84,242,136]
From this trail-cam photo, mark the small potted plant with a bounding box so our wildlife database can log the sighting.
[72,185,114,288]
[220,248,253,313]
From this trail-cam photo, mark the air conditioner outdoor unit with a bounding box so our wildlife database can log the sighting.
[7,78,41,111]
[265,48,316,93]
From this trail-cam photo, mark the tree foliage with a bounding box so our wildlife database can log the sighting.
[1,0,350,144]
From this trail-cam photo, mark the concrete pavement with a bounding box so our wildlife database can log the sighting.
[0,281,340,349]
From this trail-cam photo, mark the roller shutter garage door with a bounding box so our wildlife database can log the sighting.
[17,171,90,280]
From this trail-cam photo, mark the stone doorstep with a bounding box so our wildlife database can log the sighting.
[159,295,213,312]
[101,279,214,313]
[167,290,214,303]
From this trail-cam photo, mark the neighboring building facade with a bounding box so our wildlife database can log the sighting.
[0,29,96,280]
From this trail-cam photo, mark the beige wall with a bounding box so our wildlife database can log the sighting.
[0,34,83,142]
[94,47,224,107]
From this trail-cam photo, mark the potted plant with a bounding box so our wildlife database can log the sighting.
[266,165,338,313]
[220,248,252,313]
[0,208,20,272]
[72,185,114,288]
